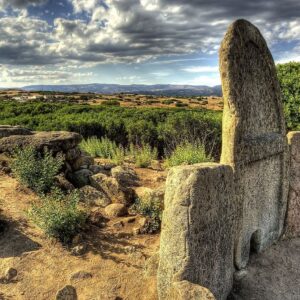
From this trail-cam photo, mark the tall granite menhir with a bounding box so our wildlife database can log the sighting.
[220,19,289,269]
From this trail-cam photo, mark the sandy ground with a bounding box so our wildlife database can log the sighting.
[0,174,160,300]
[1,170,299,300]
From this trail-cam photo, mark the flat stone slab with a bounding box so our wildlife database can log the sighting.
[0,131,82,153]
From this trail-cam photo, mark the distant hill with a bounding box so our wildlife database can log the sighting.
[22,84,222,96]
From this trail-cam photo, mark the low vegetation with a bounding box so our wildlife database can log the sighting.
[11,147,64,194]
[131,196,162,234]
[0,101,222,159]
[277,62,300,130]
[80,137,118,159]
[164,141,213,167]
[28,188,86,243]
[128,143,158,168]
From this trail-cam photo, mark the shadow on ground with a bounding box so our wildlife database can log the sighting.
[0,219,41,258]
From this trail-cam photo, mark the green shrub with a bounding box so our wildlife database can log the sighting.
[131,196,162,233]
[277,62,300,130]
[101,100,120,106]
[111,146,126,165]
[0,101,222,159]
[80,137,118,158]
[12,147,64,194]
[28,189,86,243]
[128,143,158,168]
[164,141,213,167]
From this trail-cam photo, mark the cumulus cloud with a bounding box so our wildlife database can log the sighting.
[0,64,93,86]
[0,0,46,10]
[1,0,300,86]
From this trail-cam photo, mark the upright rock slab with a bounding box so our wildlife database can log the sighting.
[285,132,300,238]
[158,163,235,300]
[220,19,289,268]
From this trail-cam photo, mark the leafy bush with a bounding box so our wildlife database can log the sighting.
[131,196,162,233]
[28,189,86,243]
[277,62,300,130]
[164,141,213,167]
[128,143,158,168]
[80,137,118,158]
[12,147,64,194]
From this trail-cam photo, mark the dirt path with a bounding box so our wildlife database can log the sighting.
[0,174,159,300]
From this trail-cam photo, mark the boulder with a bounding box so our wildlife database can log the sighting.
[111,166,139,186]
[54,174,75,191]
[88,208,107,227]
[79,185,111,207]
[0,131,82,154]
[68,169,92,188]
[65,147,82,161]
[168,281,216,300]
[3,267,17,282]
[134,186,164,203]
[89,164,110,175]
[56,285,78,300]
[0,125,32,138]
[71,155,94,171]
[90,173,135,206]
[104,203,127,218]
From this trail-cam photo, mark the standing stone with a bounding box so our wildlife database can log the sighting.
[220,19,289,269]
[157,163,235,300]
[284,132,300,238]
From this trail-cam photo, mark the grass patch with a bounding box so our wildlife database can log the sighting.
[80,136,118,158]
[128,143,158,168]
[164,141,213,167]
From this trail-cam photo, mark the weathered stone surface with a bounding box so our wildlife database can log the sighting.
[89,164,110,175]
[284,132,300,238]
[79,185,111,207]
[168,281,216,300]
[0,130,82,153]
[219,19,289,269]
[71,155,94,171]
[134,186,164,203]
[65,147,82,161]
[158,163,235,300]
[54,174,75,191]
[111,166,139,186]
[68,169,92,188]
[0,125,32,138]
[90,173,134,205]
[56,285,77,300]
[104,203,127,218]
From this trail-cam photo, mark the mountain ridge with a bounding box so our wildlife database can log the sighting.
[21,83,222,96]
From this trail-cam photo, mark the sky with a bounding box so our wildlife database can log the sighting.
[0,0,300,88]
